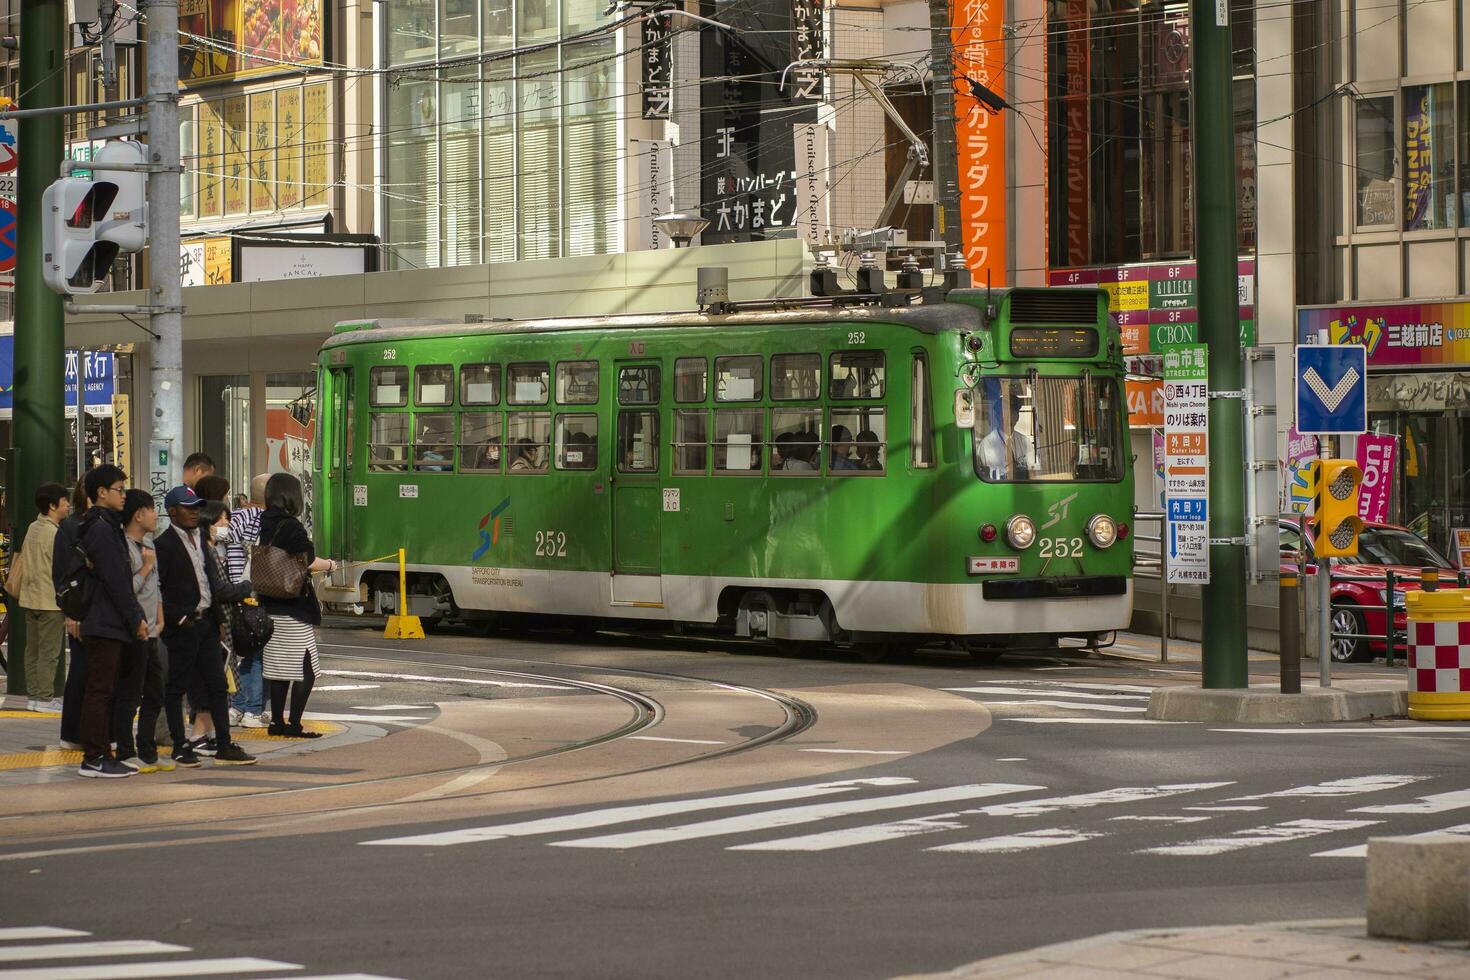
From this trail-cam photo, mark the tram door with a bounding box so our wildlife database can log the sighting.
[322,365,354,568]
[610,362,663,602]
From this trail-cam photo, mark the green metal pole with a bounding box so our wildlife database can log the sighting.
[1192,0,1247,688]
[9,0,69,698]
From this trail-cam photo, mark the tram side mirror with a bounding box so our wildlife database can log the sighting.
[954,389,976,429]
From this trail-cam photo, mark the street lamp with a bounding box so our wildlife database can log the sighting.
[654,211,710,249]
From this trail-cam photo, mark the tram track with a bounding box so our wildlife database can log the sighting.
[0,648,817,848]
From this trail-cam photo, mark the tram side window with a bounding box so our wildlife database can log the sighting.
[617,411,659,472]
[461,363,501,406]
[555,414,599,470]
[771,353,820,400]
[371,366,408,407]
[912,353,933,468]
[714,409,762,473]
[415,365,453,407]
[675,358,707,402]
[368,413,410,471]
[461,412,503,472]
[673,410,709,474]
[830,351,886,400]
[508,363,549,405]
[618,365,660,405]
[830,408,885,474]
[414,413,456,472]
[770,409,821,475]
[715,355,762,402]
[506,412,550,473]
[556,361,599,405]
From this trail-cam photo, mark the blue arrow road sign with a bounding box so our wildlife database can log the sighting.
[1295,344,1367,436]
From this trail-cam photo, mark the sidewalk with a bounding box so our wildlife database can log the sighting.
[1105,631,1280,665]
[901,921,1470,979]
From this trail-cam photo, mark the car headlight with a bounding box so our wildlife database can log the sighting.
[1006,514,1037,550]
[1087,514,1118,549]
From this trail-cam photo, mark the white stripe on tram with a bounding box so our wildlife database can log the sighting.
[549,784,1044,850]
[360,777,917,847]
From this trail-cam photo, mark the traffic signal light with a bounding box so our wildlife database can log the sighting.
[41,141,149,295]
[41,177,120,294]
[1311,458,1363,558]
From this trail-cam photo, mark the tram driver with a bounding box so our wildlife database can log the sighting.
[977,383,1034,481]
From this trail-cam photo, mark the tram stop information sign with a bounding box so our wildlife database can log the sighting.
[1163,344,1210,584]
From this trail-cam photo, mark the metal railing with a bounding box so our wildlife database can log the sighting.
[1323,566,1469,667]
[1132,512,1168,662]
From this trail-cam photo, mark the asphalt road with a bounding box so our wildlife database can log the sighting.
[2,623,1460,980]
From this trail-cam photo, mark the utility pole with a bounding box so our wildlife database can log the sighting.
[928,0,960,259]
[144,0,184,495]
[9,0,68,696]
[1192,0,1247,688]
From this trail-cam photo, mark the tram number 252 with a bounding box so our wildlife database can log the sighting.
[535,530,568,557]
[1038,536,1084,559]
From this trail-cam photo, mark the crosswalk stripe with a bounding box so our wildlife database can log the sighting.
[0,957,302,979]
[360,777,918,847]
[0,934,87,944]
[1228,775,1425,800]
[942,687,1149,701]
[965,681,1159,694]
[1313,823,1470,858]
[549,783,1045,850]
[0,942,189,963]
[929,828,1104,854]
[730,815,967,851]
[1351,789,1470,815]
[319,668,569,690]
[974,700,1146,714]
[970,783,1232,818]
[237,976,406,980]
[1140,819,1381,856]
[1006,718,1187,725]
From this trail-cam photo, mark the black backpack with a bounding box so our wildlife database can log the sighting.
[55,536,94,621]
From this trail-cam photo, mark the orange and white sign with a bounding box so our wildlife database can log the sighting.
[952,0,1006,285]
[1127,378,1163,428]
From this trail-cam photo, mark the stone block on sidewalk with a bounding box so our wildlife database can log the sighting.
[1367,834,1470,941]
[1146,686,1406,723]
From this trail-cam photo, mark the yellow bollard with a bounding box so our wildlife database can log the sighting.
[383,547,425,640]
[1404,588,1470,720]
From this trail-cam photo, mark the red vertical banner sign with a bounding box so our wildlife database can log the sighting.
[952,0,1007,283]
[1060,0,1089,267]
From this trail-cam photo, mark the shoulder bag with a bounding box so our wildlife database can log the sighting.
[231,596,275,653]
[3,550,24,600]
[250,523,309,600]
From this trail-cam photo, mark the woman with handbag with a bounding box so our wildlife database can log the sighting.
[255,473,335,738]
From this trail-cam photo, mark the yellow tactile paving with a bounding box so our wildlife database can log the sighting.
[0,710,61,718]
[0,720,344,770]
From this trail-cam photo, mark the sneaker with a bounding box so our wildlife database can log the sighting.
[229,707,244,725]
[58,739,82,751]
[42,699,63,712]
[138,753,172,773]
[115,757,141,772]
[171,746,202,768]
[213,743,257,766]
[25,699,39,712]
[191,736,218,757]
[268,722,289,737]
[240,712,266,729]
[78,757,133,778]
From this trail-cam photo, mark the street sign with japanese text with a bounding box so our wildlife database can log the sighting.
[1164,344,1209,584]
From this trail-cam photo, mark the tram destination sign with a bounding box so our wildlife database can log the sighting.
[1163,344,1209,584]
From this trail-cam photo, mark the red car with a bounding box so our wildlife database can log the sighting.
[1280,516,1455,662]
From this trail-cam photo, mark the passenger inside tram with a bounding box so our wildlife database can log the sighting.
[856,430,882,471]
[829,425,858,470]
[977,386,1033,480]
[509,438,541,472]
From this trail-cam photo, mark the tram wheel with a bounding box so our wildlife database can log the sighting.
[771,639,806,658]
[853,642,909,664]
[467,619,496,638]
[964,642,1005,665]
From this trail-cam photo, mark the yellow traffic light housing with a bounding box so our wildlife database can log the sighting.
[1311,459,1364,558]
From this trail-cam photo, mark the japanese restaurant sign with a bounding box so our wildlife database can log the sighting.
[179,0,325,85]
[789,0,825,100]
[1354,433,1397,524]
[640,7,673,120]
[1298,299,1470,368]
[952,0,1007,285]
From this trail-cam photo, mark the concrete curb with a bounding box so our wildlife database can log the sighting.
[1145,686,1406,722]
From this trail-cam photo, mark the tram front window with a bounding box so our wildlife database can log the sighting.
[972,376,1123,483]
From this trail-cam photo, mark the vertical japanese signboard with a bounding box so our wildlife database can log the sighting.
[1164,344,1210,584]
[794,123,829,251]
[789,0,824,100]
[1354,433,1397,524]
[1057,0,1089,267]
[629,139,674,250]
[641,7,673,120]
[0,104,16,291]
[952,0,1007,284]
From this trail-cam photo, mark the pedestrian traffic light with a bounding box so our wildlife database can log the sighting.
[41,177,120,294]
[40,141,149,295]
[1311,458,1363,558]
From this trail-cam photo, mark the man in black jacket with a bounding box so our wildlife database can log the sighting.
[52,481,89,749]
[75,466,148,778]
[154,485,256,767]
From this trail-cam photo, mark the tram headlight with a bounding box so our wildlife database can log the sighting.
[1087,514,1118,549]
[1005,514,1037,550]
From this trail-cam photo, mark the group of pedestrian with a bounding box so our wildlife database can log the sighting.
[8,452,334,779]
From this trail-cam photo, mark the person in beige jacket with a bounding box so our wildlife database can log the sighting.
[19,482,71,711]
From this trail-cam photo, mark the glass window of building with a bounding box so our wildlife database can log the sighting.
[442,64,482,267]
[386,78,440,270]
[1404,83,1456,230]
[441,0,479,58]
[1356,96,1396,227]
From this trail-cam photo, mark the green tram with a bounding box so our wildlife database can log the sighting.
[313,284,1134,657]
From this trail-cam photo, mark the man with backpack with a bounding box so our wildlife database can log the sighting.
[73,465,149,778]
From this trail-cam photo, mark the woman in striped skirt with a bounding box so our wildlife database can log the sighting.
[257,473,336,738]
